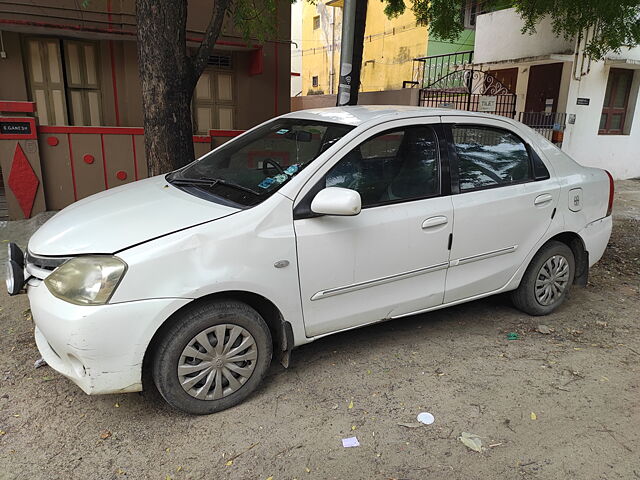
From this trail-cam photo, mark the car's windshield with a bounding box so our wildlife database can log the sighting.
[168,119,355,207]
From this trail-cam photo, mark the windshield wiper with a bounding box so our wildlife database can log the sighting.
[169,176,260,196]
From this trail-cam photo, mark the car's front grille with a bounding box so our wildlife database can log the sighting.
[25,251,71,280]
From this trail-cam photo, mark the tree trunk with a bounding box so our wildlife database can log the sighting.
[136,0,197,176]
[348,0,368,106]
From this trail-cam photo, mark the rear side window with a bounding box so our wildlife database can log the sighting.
[532,150,550,180]
[326,126,440,207]
[452,126,532,192]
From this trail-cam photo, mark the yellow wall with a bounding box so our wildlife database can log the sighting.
[300,0,340,95]
[300,0,428,95]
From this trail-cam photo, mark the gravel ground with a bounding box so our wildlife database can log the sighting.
[1,181,638,480]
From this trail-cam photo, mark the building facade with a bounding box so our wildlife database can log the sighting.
[0,0,291,131]
[472,7,640,179]
[0,0,291,219]
[299,0,429,95]
[290,0,303,96]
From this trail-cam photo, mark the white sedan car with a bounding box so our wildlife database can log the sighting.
[6,106,613,414]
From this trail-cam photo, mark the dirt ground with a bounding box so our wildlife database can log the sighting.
[1,181,639,480]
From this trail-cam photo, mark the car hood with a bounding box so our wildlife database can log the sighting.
[29,175,240,256]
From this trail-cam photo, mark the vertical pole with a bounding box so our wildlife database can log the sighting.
[466,69,473,112]
[330,8,336,94]
[336,0,356,106]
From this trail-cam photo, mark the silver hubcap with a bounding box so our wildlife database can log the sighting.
[535,255,570,306]
[178,324,258,400]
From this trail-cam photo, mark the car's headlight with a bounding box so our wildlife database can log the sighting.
[44,256,127,305]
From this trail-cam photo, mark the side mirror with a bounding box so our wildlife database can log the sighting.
[311,187,361,216]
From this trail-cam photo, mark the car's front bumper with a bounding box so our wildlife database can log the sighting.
[28,280,190,395]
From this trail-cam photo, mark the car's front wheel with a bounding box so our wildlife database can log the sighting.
[152,300,272,415]
[512,241,575,316]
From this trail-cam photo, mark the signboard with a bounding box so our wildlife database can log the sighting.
[576,98,590,106]
[1,122,32,136]
[544,98,554,113]
[0,117,37,139]
[478,95,497,112]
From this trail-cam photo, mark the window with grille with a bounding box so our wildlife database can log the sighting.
[208,54,232,69]
[313,16,320,30]
[599,68,634,135]
[312,76,319,88]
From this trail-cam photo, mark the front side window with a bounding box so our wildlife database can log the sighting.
[452,125,531,192]
[326,126,440,207]
[170,119,354,206]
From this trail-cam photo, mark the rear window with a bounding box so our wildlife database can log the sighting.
[452,126,532,191]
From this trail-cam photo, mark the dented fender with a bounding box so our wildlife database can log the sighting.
[111,193,309,349]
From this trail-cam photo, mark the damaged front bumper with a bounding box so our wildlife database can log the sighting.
[28,280,190,395]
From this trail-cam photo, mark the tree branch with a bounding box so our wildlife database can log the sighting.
[191,0,233,82]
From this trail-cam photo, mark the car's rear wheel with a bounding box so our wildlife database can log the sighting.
[151,300,272,415]
[511,241,575,316]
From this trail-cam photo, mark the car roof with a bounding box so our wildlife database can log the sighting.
[281,105,507,126]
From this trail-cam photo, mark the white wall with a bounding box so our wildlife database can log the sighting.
[557,62,573,113]
[475,8,574,64]
[606,46,640,63]
[562,61,640,179]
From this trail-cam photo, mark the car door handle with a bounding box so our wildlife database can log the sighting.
[534,194,553,206]
[422,216,448,229]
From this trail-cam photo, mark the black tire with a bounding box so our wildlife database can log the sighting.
[511,241,575,316]
[151,299,272,415]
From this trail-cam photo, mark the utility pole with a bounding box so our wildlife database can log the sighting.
[330,8,336,94]
[336,0,356,106]
[336,0,368,106]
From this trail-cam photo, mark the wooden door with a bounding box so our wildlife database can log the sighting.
[525,63,563,112]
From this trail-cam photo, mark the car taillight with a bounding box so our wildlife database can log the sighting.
[605,170,614,217]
